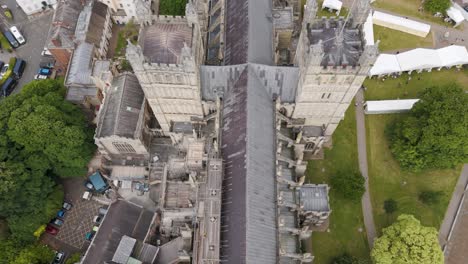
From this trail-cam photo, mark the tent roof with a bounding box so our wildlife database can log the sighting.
[373,11,431,35]
[366,99,419,112]
[363,13,374,46]
[369,54,400,75]
[437,45,468,67]
[396,48,442,71]
[322,0,342,11]
[447,7,464,24]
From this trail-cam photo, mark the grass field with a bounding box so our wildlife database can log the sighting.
[366,115,461,231]
[373,24,434,52]
[363,69,468,100]
[372,0,453,26]
[306,105,370,264]
[364,68,467,232]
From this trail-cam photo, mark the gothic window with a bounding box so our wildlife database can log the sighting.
[327,93,331,99]
[112,142,136,154]
[321,93,326,99]
[305,143,315,150]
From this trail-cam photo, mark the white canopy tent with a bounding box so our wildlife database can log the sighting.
[446,7,464,26]
[373,11,431,37]
[363,13,374,46]
[365,99,420,114]
[322,0,342,14]
[369,45,468,76]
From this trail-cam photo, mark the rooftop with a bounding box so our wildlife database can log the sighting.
[82,200,154,264]
[95,73,145,138]
[299,184,330,212]
[46,0,83,49]
[141,22,193,64]
[308,17,365,67]
[75,1,109,46]
[66,42,94,86]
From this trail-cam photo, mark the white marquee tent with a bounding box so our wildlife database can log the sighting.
[446,7,464,26]
[322,0,342,14]
[369,45,468,76]
[365,99,420,114]
[373,11,431,37]
[363,13,374,46]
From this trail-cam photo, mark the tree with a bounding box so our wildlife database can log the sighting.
[388,84,468,171]
[330,171,365,202]
[384,199,397,214]
[159,0,186,16]
[419,190,443,205]
[424,0,451,14]
[0,79,95,177]
[371,214,443,264]
[13,244,55,264]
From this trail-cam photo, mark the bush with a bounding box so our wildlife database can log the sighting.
[0,34,12,51]
[383,199,397,214]
[330,171,365,202]
[66,253,82,264]
[331,253,365,264]
[419,190,444,205]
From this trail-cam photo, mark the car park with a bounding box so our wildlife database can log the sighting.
[52,251,65,264]
[34,74,47,80]
[38,67,51,76]
[45,224,59,235]
[62,202,72,210]
[50,218,64,227]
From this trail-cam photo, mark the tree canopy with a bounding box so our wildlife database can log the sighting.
[159,0,186,16]
[388,84,468,171]
[330,171,365,202]
[0,79,92,244]
[371,214,443,264]
[424,0,451,14]
[331,253,367,264]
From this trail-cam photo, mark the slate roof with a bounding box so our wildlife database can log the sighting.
[224,0,273,65]
[308,18,365,67]
[82,201,154,264]
[66,42,94,86]
[200,63,298,103]
[96,73,145,138]
[75,1,109,47]
[299,184,330,212]
[141,23,193,64]
[221,66,278,264]
[46,0,83,49]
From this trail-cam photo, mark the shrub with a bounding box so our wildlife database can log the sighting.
[159,0,186,16]
[424,0,451,14]
[384,199,397,214]
[330,171,365,202]
[419,190,444,205]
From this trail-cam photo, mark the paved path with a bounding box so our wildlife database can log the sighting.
[355,89,377,248]
[439,164,468,247]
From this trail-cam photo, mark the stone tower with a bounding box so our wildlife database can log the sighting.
[292,0,377,156]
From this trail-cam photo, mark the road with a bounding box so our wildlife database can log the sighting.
[355,89,377,248]
[0,0,53,94]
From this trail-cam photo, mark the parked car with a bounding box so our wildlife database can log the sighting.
[45,224,59,235]
[9,26,25,45]
[2,31,18,48]
[1,77,17,97]
[84,181,94,190]
[57,209,66,218]
[38,67,51,76]
[63,202,72,210]
[93,215,102,225]
[13,59,26,78]
[98,207,108,215]
[50,218,64,227]
[34,74,47,80]
[52,251,65,264]
[85,231,95,241]
[83,191,92,200]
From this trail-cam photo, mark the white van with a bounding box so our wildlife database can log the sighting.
[9,26,25,45]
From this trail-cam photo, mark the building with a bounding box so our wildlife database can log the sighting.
[45,0,84,73]
[97,0,152,24]
[15,0,57,16]
[75,1,113,58]
[94,72,151,165]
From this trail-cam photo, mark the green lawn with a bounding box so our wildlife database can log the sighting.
[366,114,461,232]
[306,105,370,264]
[363,68,467,232]
[159,0,186,16]
[364,69,468,100]
[373,24,433,52]
[372,0,453,26]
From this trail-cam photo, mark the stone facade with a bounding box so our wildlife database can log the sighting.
[98,0,152,24]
